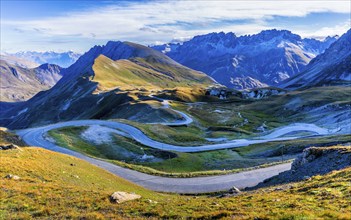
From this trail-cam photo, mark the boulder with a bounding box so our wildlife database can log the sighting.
[5,174,20,180]
[109,191,141,204]
[0,144,19,150]
[229,186,241,194]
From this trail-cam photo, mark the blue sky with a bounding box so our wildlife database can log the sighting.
[1,0,350,53]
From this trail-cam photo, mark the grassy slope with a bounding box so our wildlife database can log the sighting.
[48,126,350,177]
[48,126,289,176]
[122,120,210,146]
[92,55,213,92]
[1,146,350,219]
[154,86,221,102]
[151,86,351,142]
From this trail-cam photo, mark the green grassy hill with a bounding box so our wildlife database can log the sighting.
[0,41,216,129]
[92,54,214,91]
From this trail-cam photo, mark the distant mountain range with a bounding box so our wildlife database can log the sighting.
[1,28,350,128]
[153,29,338,89]
[0,60,63,102]
[282,29,351,89]
[5,51,81,68]
[1,41,216,129]
[0,53,39,69]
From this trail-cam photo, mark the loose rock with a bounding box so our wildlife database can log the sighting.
[110,191,141,204]
[0,144,19,150]
[5,174,20,180]
[229,186,241,194]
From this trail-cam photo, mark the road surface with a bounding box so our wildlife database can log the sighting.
[148,95,193,126]
[18,125,291,193]
[17,120,332,153]
[16,118,334,193]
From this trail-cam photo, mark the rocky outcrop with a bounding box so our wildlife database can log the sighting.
[5,174,20,180]
[241,88,286,99]
[291,147,351,172]
[109,192,141,204]
[206,87,286,100]
[252,146,351,189]
[153,29,338,89]
[0,144,19,150]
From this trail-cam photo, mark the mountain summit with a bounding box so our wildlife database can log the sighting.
[281,28,351,89]
[153,29,337,89]
[1,41,216,129]
[0,60,62,102]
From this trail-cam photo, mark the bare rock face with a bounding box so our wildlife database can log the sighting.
[109,192,141,204]
[229,186,242,194]
[252,146,351,189]
[153,30,338,89]
[291,148,316,170]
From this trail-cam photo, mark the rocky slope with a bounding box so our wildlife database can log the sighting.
[281,28,351,89]
[153,29,337,89]
[0,60,63,102]
[254,146,351,188]
[0,41,216,129]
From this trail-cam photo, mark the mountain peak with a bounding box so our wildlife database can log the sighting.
[191,32,237,44]
[250,29,301,42]
[37,63,62,70]
[324,35,339,42]
[281,28,351,89]
[152,29,340,89]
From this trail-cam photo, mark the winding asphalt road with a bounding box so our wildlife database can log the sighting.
[18,124,291,193]
[16,118,335,193]
[17,120,333,153]
[148,95,193,126]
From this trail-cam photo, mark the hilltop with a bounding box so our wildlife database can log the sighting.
[0,60,63,102]
[0,41,216,129]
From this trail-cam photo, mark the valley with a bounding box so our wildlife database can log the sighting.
[1,4,350,217]
[15,85,351,179]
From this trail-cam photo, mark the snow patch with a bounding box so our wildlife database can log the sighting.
[339,72,351,81]
[97,97,104,104]
[10,108,28,119]
[62,100,71,111]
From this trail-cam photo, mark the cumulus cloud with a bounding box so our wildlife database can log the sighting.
[1,0,350,51]
[300,20,351,38]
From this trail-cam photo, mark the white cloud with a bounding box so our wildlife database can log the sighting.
[1,0,350,51]
[299,20,351,38]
